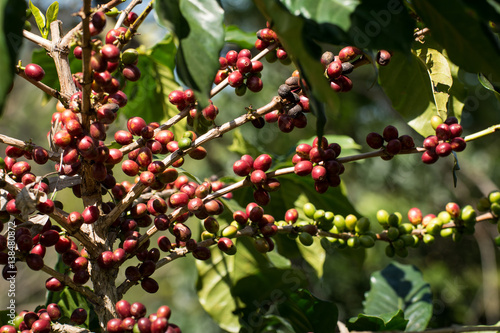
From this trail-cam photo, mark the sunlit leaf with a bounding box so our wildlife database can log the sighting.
[225,25,256,49]
[348,309,408,331]
[45,1,59,33]
[29,1,47,38]
[155,0,224,109]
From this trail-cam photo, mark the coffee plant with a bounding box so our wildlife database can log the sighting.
[0,0,500,332]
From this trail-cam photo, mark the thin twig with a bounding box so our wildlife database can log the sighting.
[114,0,143,30]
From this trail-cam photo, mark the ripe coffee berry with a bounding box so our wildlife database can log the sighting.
[25,64,45,81]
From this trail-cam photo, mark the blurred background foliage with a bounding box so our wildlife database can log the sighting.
[1,0,500,331]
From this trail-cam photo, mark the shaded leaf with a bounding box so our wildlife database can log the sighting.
[0,309,13,326]
[155,0,224,109]
[348,309,408,331]
[0,0,26,114]
[348,0,415,53]
[29,1,47,38]
[363,262,432,331]
[379,51,436,137]
[225,24,256,49]
[413,0,500,80]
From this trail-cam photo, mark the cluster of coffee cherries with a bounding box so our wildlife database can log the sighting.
[232,153,278,206]
[258,72,310,133]
[0,303,73,333]
[215,48,264,96]
[421,116,466,164]
[107,300,181,333]
[320,46,362,93]
[116,122,207,187]
[476,190,500,245]
[73,11,142,90]
[296,203,377,249]
[365,125,416,160]
[213,201,282,254]
[0,215,98,288]
[254,23,291,65]
[168,88,219,132]
[406,201,476,243]
[292,137,345,193]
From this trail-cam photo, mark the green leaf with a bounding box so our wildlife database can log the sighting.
[413,0,500,80]
[196,236,280,332]
[347,0,415,53]
[224,25,256,49]
[379,51,437,137]
[278,0,359,31]
[0,0,26,114]
[348,309,408,331]
[228,128,264,157]
[155,0,225,109]
[52,287,99,330]
[121,35,187,140]
[416,48,453,120]
[0,309,14,326]
[29,1,47,38]
[363,262,433,331]
[45,1,59,30]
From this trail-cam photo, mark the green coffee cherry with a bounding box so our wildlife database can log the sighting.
[392,238,405,250]
[221,225,238,238]
[401,234,415,247]
[313,209,326,221]
[106,7,120,17]
[276,220,288,227]
[359,235,375,248]
[398,223,413,235]
[437,211,451,224]
[287,233,299,240]
[460,205,476,225]
[178,137,192,150]
[385,245,395,257]
[333,215,346,231]
[440,228,454,238]
[347,236,360,248]
[345,214,358,231]
[376,209,389,227]
[355,217,370,233]
[326,236,338,244]
[325,211,335,222]
[201,231,215,240]
[430,115,443,130]
[488,190,500,205]
[411,235,420,247]
[336,238,347,249]
[299,232,314,246]
[388,213,401,227]
[494,235,500,247]
[0,157,5,169]
[423,234,435,244]
[320,237,332,250]
[387,226,400,241]
[425,222,441,235]
[477,197,491,212]
[122,48,139,65]
[490,202,500,217]
[303,203,316,219]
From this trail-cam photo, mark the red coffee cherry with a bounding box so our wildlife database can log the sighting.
[25,64,45,81]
